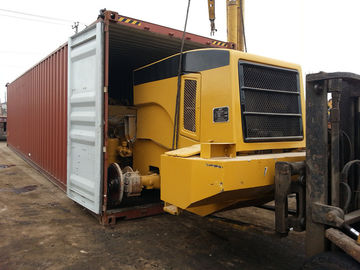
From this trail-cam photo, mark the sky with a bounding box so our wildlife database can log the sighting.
[1,0,360,103]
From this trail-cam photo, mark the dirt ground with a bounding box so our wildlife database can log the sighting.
[0,141,306,270]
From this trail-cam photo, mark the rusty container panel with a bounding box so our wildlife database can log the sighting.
[7,45,68,190]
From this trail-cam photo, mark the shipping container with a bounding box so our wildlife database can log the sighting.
[7,10,230,223]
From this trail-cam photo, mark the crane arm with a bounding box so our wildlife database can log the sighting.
[207,0,245,51]
[207,0,216,35]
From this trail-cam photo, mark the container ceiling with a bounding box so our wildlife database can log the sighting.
[109,23,210,71]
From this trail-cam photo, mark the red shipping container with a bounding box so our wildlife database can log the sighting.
[7,10,228,222]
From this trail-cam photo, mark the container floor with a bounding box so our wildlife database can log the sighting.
[0,141,305,270]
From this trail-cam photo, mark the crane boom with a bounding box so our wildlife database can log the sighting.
[208,0,245,51]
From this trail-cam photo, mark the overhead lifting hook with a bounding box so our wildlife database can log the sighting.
[208,0,217,35]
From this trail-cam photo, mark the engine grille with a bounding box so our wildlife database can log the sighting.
[183,79,197,132]
[239,61,303,142]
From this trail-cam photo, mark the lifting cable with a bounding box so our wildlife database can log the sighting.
[172,0,191,150]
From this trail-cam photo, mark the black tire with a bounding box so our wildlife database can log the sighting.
[302,252,359,270]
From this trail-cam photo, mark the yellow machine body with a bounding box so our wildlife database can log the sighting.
[133,48,305,216]
[161,150,304,216]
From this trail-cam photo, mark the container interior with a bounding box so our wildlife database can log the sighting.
[105,23,211,209]
[108,23,209,105]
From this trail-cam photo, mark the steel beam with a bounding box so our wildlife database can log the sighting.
[306,77,329,256]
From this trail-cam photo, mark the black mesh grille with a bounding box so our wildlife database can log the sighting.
[239,62,303,142]
[183,79,197,132]
[245,115,301,138]
[244,90,300,114]
[243,64,299,92]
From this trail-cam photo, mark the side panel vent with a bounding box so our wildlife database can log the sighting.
[183,79,197,132]
[239,61,303,142]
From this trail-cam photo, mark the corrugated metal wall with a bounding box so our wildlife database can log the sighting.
[7,45,68,190]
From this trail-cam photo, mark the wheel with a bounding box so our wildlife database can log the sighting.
[107,163,124,207]
[302,252,359,270]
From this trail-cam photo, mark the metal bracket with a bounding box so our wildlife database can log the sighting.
[311,203,344,227]
[275,161,306,235]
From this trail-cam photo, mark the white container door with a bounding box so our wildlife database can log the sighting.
[67,22,104,214]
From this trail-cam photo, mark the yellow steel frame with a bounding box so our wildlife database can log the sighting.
[161,151,305,216]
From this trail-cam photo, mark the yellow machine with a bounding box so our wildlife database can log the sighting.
[105,1,305,216]
[130,48,305,216]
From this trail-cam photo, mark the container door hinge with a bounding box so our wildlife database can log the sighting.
[103,146,106,153]
[104,86,108,93]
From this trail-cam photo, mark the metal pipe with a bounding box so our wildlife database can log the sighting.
[326,228,360,263]
[141,174,160,189]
